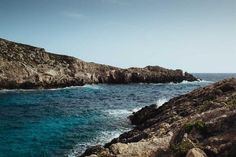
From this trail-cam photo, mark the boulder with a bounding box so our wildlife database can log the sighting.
[186,148,207,157]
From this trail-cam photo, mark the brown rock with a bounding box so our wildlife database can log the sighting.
[0,38,197,89]
[186,148,207,157]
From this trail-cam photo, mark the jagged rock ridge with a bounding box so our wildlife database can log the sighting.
[0,38,197,89]
[82,78,236,157]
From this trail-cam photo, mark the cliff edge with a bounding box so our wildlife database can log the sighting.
[0,38,197,89]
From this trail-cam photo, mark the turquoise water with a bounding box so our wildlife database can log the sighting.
[0,73,235,157]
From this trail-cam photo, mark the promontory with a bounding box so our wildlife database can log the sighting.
[0,38,197,89]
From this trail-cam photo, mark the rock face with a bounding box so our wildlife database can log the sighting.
[81,78,236,157]
[0,38,197,89]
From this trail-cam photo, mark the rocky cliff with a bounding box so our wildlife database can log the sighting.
[0,38,197,89]
[81,78,236,157]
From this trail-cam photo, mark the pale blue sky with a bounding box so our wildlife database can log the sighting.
[0,0,235,72]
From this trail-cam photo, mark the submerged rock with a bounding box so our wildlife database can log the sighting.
[0,38,197,89]
[81,78,236,157]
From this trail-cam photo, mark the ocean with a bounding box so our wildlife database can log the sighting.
[0,73,235,157]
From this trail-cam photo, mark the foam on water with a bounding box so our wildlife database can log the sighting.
[156,98,168,107]
[132,107,142,113]
[179,80,213,85]
[105,109,133,116]
[67,130,128,157]
[0,86,83,93]
[83,84,103,90]
[47,86,82,91]
[149,80,213,86]
[104,98,170,118]
[0,84,103,93]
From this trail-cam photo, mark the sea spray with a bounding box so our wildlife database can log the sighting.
[156,98,168,107]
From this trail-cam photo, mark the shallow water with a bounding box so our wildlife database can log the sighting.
[0,73,235,157]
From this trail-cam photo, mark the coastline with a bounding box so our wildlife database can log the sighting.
[0,38,197,90]
[81,78,236,157]
[0,80,209,92]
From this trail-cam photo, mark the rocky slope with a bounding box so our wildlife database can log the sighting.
[81,78,236,157]
[0,38,197,89]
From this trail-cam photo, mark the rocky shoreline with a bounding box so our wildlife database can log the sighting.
[0,38,197,89]
[81,78,236,157]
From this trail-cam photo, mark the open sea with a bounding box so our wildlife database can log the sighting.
[0,73,236,157]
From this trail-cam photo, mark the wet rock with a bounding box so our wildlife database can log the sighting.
[129,104,158,125]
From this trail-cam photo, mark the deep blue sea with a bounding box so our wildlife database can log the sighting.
[0,73,236,157]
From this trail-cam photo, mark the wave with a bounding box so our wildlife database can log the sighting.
[156,98,168,107]
[104,98,168,118]
[149,80,213,86]
[0,86,83,93]
[179,80,213,84]
[131,107,142,113]
[83,84,103,90]
[105,109,133,116]
[47,86,83,91]
[105,107,148,116]
[0,84,103,93]
[67,130,128,157]
[0,88,40,93]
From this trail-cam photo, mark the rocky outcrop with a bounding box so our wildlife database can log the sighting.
[81,78,236,157]
[0,38,197,89]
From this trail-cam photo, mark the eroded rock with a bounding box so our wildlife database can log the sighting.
[81,78,236,157]
[0,38,197,89]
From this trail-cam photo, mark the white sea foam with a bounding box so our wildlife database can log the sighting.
[83,84,103,90]
[150,80,213,86]
[104,98,169,118]
[132,107,142,113]
[48,86,83,91]
[47,84,102,91]
[0,86,84,93]
[179,80,213,84]
[0,84,103,93]
[156,98,168,107]
[0,88,39,93]
[105,109,133,116]
[67,130,128,157]
[105,107,147,116]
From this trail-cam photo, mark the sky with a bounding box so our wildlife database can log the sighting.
[0,0,235,73]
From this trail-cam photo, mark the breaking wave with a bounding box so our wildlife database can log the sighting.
[67,130,128,157]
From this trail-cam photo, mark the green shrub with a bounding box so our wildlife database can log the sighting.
[184,120,206,134]
[173,139,194,157]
